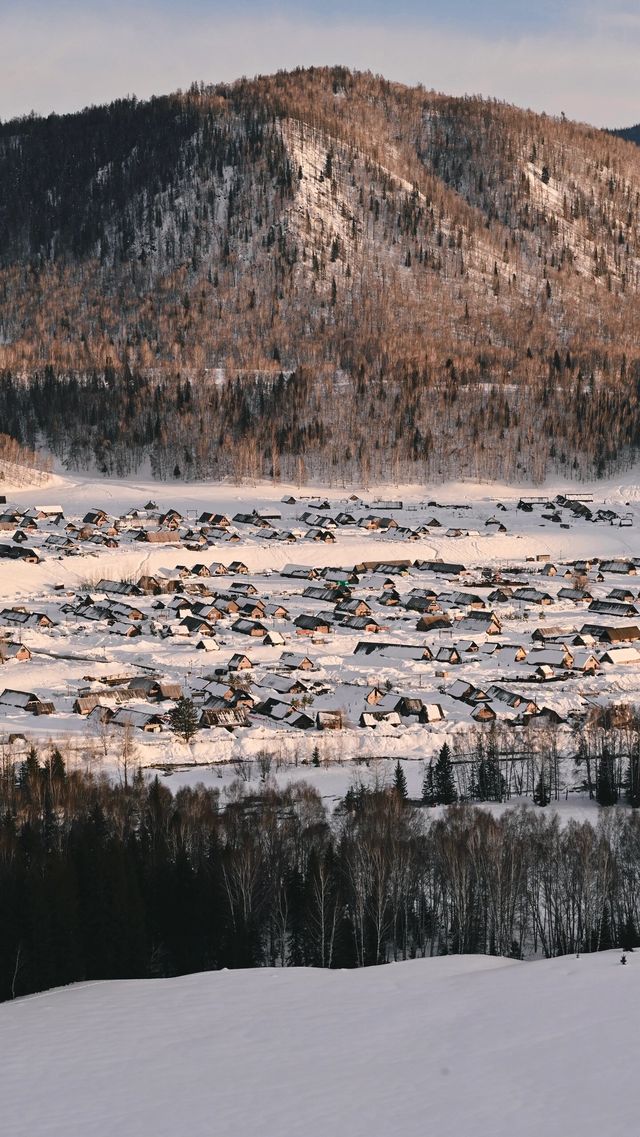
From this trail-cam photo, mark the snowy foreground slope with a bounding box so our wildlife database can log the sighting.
[1,953,637,1137]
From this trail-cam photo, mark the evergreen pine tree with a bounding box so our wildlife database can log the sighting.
[393,761,408,802]
[533,769,550,807]
[474,759,490,801]
[169,696,199,742]
[433,742,457,805]
[421,761,437,806]
[51,749,66,778]
[48,748,66,784]
[19,745,42,802]
[21,745,40,783]
[476,729,506,802]
[473,755,506,802]
[626,739,640,807]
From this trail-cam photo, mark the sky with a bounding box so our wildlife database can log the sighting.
[1,0,639,128]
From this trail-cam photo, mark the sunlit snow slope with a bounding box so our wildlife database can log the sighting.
[1,952,637,1137]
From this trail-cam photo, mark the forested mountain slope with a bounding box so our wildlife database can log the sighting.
[614,124,640,147]
[2,67,640,482]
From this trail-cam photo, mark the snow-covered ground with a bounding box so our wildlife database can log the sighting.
[1,950,636,1137]
[3,466,640,592]
[157,759,604,820]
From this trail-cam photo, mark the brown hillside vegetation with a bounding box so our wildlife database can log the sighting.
[1,66,640,482]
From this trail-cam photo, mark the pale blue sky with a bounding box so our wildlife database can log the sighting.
[1,1,639,127]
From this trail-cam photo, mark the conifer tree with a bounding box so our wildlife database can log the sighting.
[533,769,550,807]
[421,761,437,806]
[626,738,640,807]
[473,732,506,802]
[48,748,66,784]
[169,696,199,742]
[433,743,457,805]
[393,760,408,802]
[49,745,65,782]
[474,757,505,802]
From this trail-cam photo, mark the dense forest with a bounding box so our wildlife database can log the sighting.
[614,124,640,147]
[2,356,639,485]
[1,741,640,1002]
[3,68,640,481]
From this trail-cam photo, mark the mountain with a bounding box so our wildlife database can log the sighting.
[2,67,640,483]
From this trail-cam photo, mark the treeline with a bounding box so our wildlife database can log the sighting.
[1,356,638,483]
[1,747,639,1003]
[439,705,640,808]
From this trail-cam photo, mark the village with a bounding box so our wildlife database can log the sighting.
[0,476,640,786]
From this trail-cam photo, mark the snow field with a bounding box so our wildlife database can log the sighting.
[0,950,636,1137]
